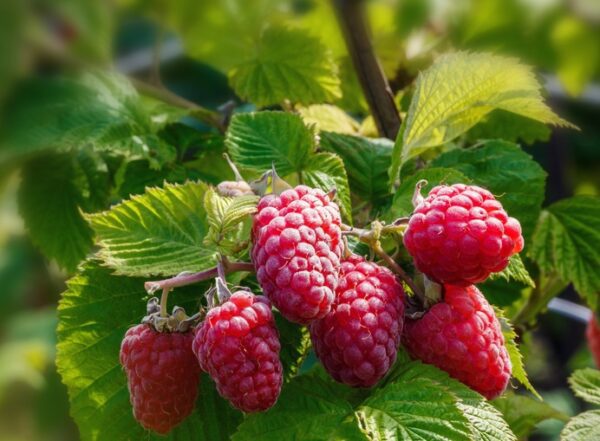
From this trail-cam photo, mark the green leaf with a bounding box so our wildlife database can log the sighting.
[298,105,359,135]
[320,132,393,206]
[274,314,311,383]
[497,312,540,399]
[488,254,535,288]
[466,110,551,145]
[389,52,572,185]
[225,112,352,220]
[387,167,468,219]
[302,152,352,222]
[1,72,182,166]
[56,260,240,441]
[203,188,259,255]
[226,112,314,176]
[431,140,547,239]
[529,196,600,309]
[569,368,600,405]
[561,410,600,441]
[391,360,516,441]
[88,181,216,277]
[229,27,341,107]
[492,392,567,440]
[18,153,94,272]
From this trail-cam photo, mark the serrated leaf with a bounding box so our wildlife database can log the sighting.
[320,132,393,206]
[56,260,240,441]
[302,152,352,222]
[497,312,540,399]
[229,27,341,107]
[391,360,516,441]
[88,181,216,277]
[561,410,600,441]
[387,167,469,219]
[298,105,359,135]
[431,140,546,239]
[357,377,472,441]
[489,254,535,288]
[225,112,352,220]
[492,392,567,440]
[18,153,94,272]
[466,110,551,145]
[389,52,572,185]
[569,368,600,405]
[226,112,315,176]
[203,189,258,255]
[529,196,600,309]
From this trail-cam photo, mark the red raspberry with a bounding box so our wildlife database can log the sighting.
[193,291,283,412]
[586,316,600,368]
[310,255,405,387]
[403,184,524,286]
[403,284,511,399]
[252,185,343,324]
[120,325,201,434]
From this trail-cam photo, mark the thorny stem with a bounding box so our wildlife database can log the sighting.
[144,261,255,293]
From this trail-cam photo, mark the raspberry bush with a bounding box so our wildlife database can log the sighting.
[1,1,598,440]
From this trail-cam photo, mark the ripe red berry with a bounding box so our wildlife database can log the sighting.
[310,255,405,387]
[120,325,201,434]
[403,284,511,399]
[403,184,524,286]
[193,291,283,412]
[586,316,600,368]
[252,185,343,324]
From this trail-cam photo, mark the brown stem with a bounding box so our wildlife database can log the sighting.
[372,243,424,299]
[333,0,401,139]
[144,261,255,293]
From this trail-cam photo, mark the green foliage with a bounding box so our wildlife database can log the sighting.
[489,255,535,288]
[18,153,95,272]
[431,140,547,239]
[389,52,571,185]
[466,110,551,145]
[88,181,216,276]
[225,112,352,219]
[529,196,600,309]
[492,392,567,440]
[56,260,240,441]
[229,27,341,107]
[298,105,359,135]
[561,369,600,441]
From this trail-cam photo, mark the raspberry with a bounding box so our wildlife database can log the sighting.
[120,325,201,434]
[252,185,343,324]
[310,255,405,387]
[403,284,511,399]
[586,316,600,368]
[403,183,524,286]
[193,291,283,412]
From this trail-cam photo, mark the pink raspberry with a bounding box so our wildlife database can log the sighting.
[193,291,283,412]
[252,185,343,324]
[120,325,201,434]
[403,284,511,399]
[310,255,405,387]
[587,316,600,368]
[403,183,524,286]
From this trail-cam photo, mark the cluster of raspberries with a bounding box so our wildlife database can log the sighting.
[120,183,524,434]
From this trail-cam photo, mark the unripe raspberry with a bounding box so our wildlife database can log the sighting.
[587,316,600,368]
[252,185,343,324]
[193,291,283,412]
[310,255,405,387]
[403,285,511,399]
[120,325,201,434]
[403,183,524,286]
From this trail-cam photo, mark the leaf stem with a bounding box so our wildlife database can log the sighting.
[333,0,401,139]
[372,242,424,299]
[512,272,568,328]
[144,260,255,293]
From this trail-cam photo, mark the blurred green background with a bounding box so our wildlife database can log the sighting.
[0,0,599,440]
